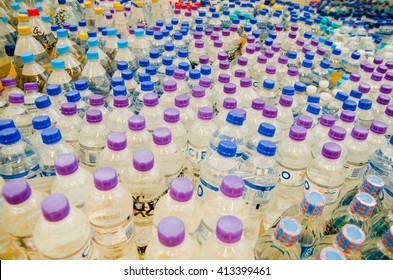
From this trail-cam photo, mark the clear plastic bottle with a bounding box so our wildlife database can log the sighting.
[368,121,389,154]
[131,28,151,61]
[86,38,112,73]
[276,95,294,132]
[47,59,74,94]
[87,94,109,120]
[56,44,82,81]
[1,94,33,137]
[53,0,83,28]
[22,83,42,114]
[309,114,336,154]
[113,39,137,74]
[78,109,110,168]
[65,90,88,118]
[29,115,51,149]
[85,167,137,260]
[163,108,187,153]
[34,95,61,126]
[125,115,149,153]
[336,110,356,134]
[79,50,111,98]
[52,29,84,63]
[255,217,302,260]
[374,94,391,119]
[138,92,164,133]
[74,79,92,102]
[27,7,57,54]
[1,178,45,259]
[344,126,370,180]
[361,226,393,260]
[257,106,283,144]
[122,149,165,256]
[159,80,177,109]
[56,102,83,151]
[174,94,196,131]
[189,86,211,112]
[33,193,95,260]
[19,52,49,92]
[379,105,393,139]
[107,96,134,133]
[322,91,349,117]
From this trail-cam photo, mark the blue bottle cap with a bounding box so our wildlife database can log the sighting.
[57,29,68,38]
[201,65,211,76]
[88,30,97,38]
[178,62,190,72]
[335,91,349,102]
[164,42,174,51]
[107,28,117,37]
[301,190,326,217]
[74,80,88,91]
[349,192,377,218]
[78,20,86,27]
[58,0,66,4]
[302,59,313,68]
[101,28,107,36]
[154,31,163,40]
[179,28,188,36]
[226,110,244,126]
[252,30,260,39]
[162,30,170,37]
[51,59,65,69]
[256,140,276,156]
[342,100,357,111]
[320,60,331,69]
[138,58,149,68]
[304,32,312,39]
[287,51,297,59]
[306,104,321,115]
[57,44,69,55]
[294,82,306,92]
[113,86,127,96]
[189,69,200,80]
[86,50,99,60]
[117,39,128,48]
[282,86,295,96]
[335,224,366,254]
[0,128,21,145]
[111,77,125,87]
[146,66,157,76]
[166,66,175,76]
[358,99,372,110]
[150,50,160,59]
[316,246,346,260]
[69,25,77,32]
[11,3,20,10]
[305,51,315,60]
[307,95,320,104]
[65,90,81,102]
[178,48,188,58]
[217,140,237,158]
[232,18,240,25]
[171,18,179,25]
[41,127,62,144]
[87,38,98,47]
[156,20,164,27]
[223,10,230,16]
[134,28,144,37]
[0,119,16,131]
[274,217,302,247]
[361,175,385,197]
[121,70,133,80]
[243,25,252,32]
[258,122,276,138]
[263,79,275,89]
[264,37,274,46]
[351,51,361,60]
[333,48,342,55]
[46,84,61,96]
[349,89,362,99]
[162,56,173,66]
[32,115,51,130]
[116,61,128,71]
[138,73,150,83]
[174,32,183,40]
[20,52,35,64]
[141,81,154,92]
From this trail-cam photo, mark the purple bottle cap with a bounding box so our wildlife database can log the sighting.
[153,127,171,145]
[198,107,214,120]
[386,61,393,69]
[214,40,223,48]
[385,72,393,81]
[262,105,278,118]
[237,56,248,66]
[23,82,38,92]
[219,60,230,70]
[169,177,193,202]
[279,95,293,107]
[41,194,71,222]
[192,86,205,98]
[229,25,238,32]
[1,77,17,87]
[278,56,288,64]
[153,26,161,32]
[265,49,274,58]
[371,72,383,82]
[271,44,280,53]
[137,23,145,29]
[234,70,246,78]
[328,126,346,141]
[216,215,243,244]
[374,56,384,65]
[163,80,177,92]
[94,167,118,191]
[86,109,103,123]
[246,35,255,44]
[193,32,202,39]
[240,78,252,88]
[63,22,70,29]
[386,105,393,116]
[133,149,154,172]
[61,102,77,116]
[377,65,388,74]
[376,94,391,105]
[157,216,185,247]
[175,94,189,108]
[220,175,244,198]
[266,66,276,74]
[289,125,307,141]
[288,31,297,39]
[211,33,219,41]
[251,98,265,111]
[316,48,326,56]
[143,93,159,107]
[291,24,299,31]
[296,115,313,129]
[195,40,204,48]
[128,115,146,131]
[370,121,387,135]
[257,55,267,64]
[199,77,212,88]
[274,217,302,247]
[199,55,209,65]
[218,73,231,83]
[2,179,32,205]
[321,142,341,159]
[114,96,129,108]
[300,190,326,217]
[349,192,376,218]
[302,46,311,54]
[164,108,180,123]
[351,126,369,140]
[54,153,78,175]
[380,84,393,94]
[320,114,336,127]
[310,39,319,46]
[89,94,104,106]
[223,98,237,109]
[335,224,366,254]
[217,51,228,61]
[363,63,374,73]
[224,83,236,94]
[361,175,385,197]
[173,69,186,80]
[107,132,127,151]
[296,38,305,46]
[254,43,261,52]
[340,110,356,123]
[349,73,361,82]
[287,67,298,76]
[222,29,230,36]
[8,93,24,104]
[213,25,221,32]
[275,24,283,31]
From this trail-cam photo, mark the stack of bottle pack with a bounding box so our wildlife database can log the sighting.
[0,0,392,260]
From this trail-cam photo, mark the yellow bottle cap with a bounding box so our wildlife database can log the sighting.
[94,7,103,15]
[84,1,92,8]
[272,5,283,11]
[260,5,267,9]
[18,14,28,22]
[79,32,88,41]
[18,26,31,35]
[134,1,143,7]
[113,1,121,7]
[115,4,124,11]
[152,0,159,3]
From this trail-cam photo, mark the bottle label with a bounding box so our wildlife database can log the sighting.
[91,217,134,246]
[304,176,342,204]
[277,165,306,186]
[195,220,214,245]
[300,244,315,259]
[243,180,275,210]
[344,162,367,180]
[79,144,104,166]
[197,177,219,198]
[186,143,208,166]
[1,164,40,180]
[365,161,390,178]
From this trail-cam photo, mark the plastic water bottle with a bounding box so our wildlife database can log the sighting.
[174,94,196,131]
[374,94,391,120]
[336,110,356,134]
[84,167,137,260]
[29,115,51,149]
[107,95,134,133]
[163,108,187,153]
[65,90,88,118]
[299,59,314,85]
[0,128,40,180]
[276,95,294,132]
[201,215,253,260]
[131,29,151,61]
[86,38,112,71]
[146,216,200,260]
[256,106,283,144]
[361,226,393,260]
[52,152,91,208]
[255,217,302,260]
[19,52,49,92]
[379,105,393,138]
[344,126,370,180]
[78,109,110,169]
[47,59,74,94]
[189,86,212,113]
[114,39,137,73]
[322,91,349,116]
[153,177,202,236]
[367,121,388,153]
[1,179,45,259]
[56,102,83,150]
[74,80,92,102]
[33,193,95,260]
[275,190,326,259]
[310,224,366,260]
[309,114,336,150]
[56,44,82,81]
[139,93,164,132]
[124,115,149,154]
[122,149,165,256]
[87,94,109,120]
[236,78,258,110]
[1,94,32,137]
